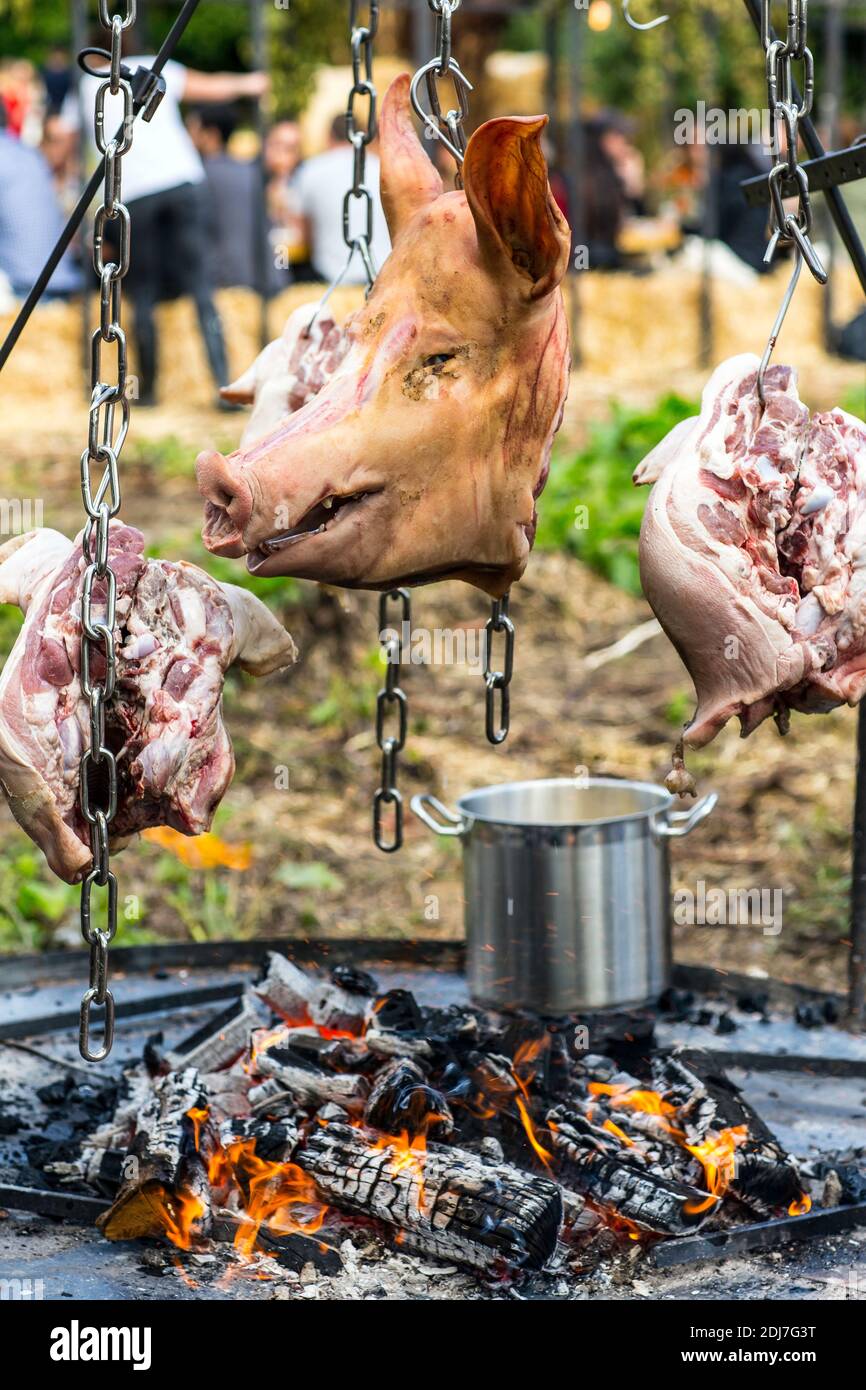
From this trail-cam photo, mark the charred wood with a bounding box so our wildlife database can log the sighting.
[255,953,368,1035]
[547,1106,720,1235]
[364,1059,454,1138]
[211,1210,343,1275]
[168,992,264,1073]
[293,1120,562,1273]
[249,1052,370,1115]
[655,1052,807,1217]
[97,1069,215,1242]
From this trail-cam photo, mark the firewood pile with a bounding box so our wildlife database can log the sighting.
[52,953,812,1285]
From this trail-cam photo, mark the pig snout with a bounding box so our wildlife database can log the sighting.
[196,450,254,557]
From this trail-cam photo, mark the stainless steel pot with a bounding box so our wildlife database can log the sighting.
[411,777,717,1015]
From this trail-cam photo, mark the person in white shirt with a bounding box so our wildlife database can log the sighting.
[293,114,391,286]
[66,33,268,404]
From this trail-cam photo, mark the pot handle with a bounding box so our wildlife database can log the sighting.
[655,791,718,839]
[410,794,465,837]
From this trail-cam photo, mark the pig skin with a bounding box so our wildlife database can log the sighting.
[634,353,866,747]
[196,75,572,598]
[0,525,297,882]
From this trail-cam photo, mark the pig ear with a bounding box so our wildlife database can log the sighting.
[379,74,443,238]
[463,115,571,302]
[219,361,256,405]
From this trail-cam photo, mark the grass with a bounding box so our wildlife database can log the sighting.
[536,393,697,594]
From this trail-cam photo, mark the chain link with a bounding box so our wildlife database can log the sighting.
[373,589,410,852]
[77,3,136,1063]
[410,0,472,184]
[484,593,515,745]
[343,1,380,289]
[760,0,825,281]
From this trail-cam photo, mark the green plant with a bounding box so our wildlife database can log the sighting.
[275,862,344,892]
[0,604,23,661]
[843,382,866,421]
[308,653,380,733]
[536,393,697,594]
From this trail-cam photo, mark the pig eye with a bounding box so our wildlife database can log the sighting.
[423,353,454,369]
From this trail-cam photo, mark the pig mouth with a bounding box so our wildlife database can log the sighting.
[245,488,383,575]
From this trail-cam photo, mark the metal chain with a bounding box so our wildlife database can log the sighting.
[373,589,410,852]
[410,0,473,185]
[484,593,515,745]
[757,0,827,401]
[762,0,822,275]
[344,1,379,289]
[77,1,137,1062]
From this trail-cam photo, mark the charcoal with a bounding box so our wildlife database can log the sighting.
[36,1077,75,1107]
[364,1059,453,1137]
[736,991,769,1015]
[372,988,423,1033]
[795,1002,824,1029]
[331,964,378,996]
[659,987,695,1019]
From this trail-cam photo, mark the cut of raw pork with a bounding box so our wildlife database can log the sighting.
[634,352,866,747]
[0,524,297,882]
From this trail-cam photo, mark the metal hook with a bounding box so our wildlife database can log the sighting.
[622,0,669,30]
[756,244,803,405]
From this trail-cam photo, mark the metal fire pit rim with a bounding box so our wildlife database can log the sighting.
[0,939,847,1012]
[0,936,467,990]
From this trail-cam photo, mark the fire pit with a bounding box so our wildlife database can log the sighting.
[1,941,865,1302]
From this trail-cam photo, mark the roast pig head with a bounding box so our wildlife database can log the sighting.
[196,75,571,597]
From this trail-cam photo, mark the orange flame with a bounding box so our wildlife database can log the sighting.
[684,1125,747,1198]
[585,1084,752,1209]
[788,1193,812,1216]
[511,1036,554,1171]
[225,1140,327,1257]
[161,1190,207,1251]
[369,1130,429,1214]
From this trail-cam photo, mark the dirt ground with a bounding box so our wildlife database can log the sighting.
[0,267,864,993]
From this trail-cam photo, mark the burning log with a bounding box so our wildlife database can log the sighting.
[97,1069,215,1244]
[293,1121,561,1273]
[250,1026,372,1074]
[547,1106,721,1235]
[248,1051,370,1116]
[211,1210,343,1275]
[255,953,369,1035]
[364,1025,433,1063]
[168,992,264,1073]
[364,1059,453,1138]
[656,1052,808,1217]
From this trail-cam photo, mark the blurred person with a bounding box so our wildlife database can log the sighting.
[708,140,773,274]
[263,121,310,282]
[292,113,390,285]
[597,111,646,213]
[0,104,80,299]
[66,30,269,404]
[41,112,79,216]
[41,47,73,116]
[187,104,262,291]
[0,58,42,141]
[579,116,630,269]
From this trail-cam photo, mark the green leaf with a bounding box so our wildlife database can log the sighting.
[275,862,344,893]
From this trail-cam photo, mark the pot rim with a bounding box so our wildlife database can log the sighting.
[454,776,673,830]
